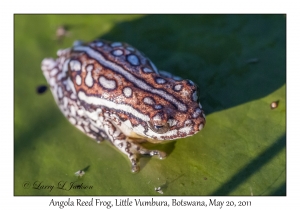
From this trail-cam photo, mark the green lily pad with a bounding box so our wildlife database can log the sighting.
[14,14,286,195]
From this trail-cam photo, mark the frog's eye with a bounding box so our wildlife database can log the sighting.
[148,122,169,134]
[148,111,170,134]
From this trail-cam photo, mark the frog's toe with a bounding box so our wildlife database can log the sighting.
[139,148,167,159]
[149,150,166,159]
[158,151,167,159]
[131,164,140,173]
[128,156,140,173]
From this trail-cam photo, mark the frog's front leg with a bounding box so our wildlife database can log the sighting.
[103,120,166,172]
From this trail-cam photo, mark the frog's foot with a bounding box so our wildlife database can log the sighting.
[138,146,167,160]
[114,140,166,173]
[104,121,166,172]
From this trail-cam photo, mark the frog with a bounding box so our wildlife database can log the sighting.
[41,39,206,172]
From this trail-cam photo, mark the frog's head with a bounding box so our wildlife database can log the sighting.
[131,78,206,141]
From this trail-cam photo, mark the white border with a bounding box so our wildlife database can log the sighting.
[2,0,299,209]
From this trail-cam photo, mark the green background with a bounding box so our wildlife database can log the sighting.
[14,14,286,195]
